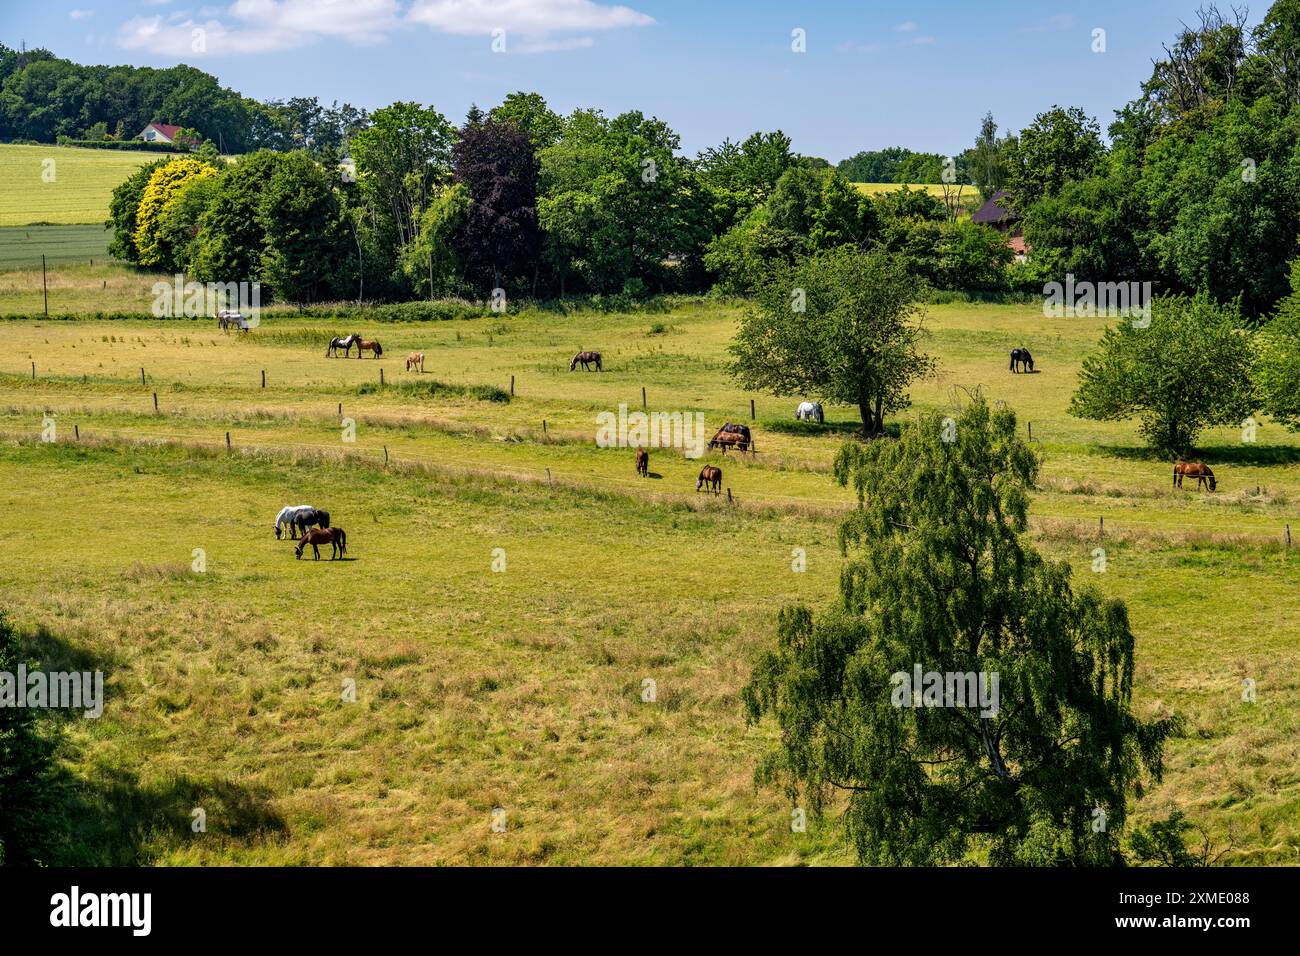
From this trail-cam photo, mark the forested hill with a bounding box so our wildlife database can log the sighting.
[0,43,366,153]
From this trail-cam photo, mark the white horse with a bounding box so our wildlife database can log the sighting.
[275,505,315,540]
[796,401,824,424]
[218,310,252,332]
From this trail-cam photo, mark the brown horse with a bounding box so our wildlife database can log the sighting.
[697,465,722,494]
[635,448,649,477]
[406,351,424,373]
[356,339,382,358]
[1174,461,1216,492]
[569,350,602,371]
[295,526,347,560]
[709,430,750,454]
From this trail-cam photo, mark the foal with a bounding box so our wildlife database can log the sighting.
[635,448,649,477]
[406,351,424,373]
[295,527,347,560]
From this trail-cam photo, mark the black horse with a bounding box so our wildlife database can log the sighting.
[719,423,752,443]
[1009,348,1034,373]
[292,508,331,538]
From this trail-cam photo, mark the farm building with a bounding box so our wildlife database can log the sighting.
[138,123,182,144]
[973,189,1030,261]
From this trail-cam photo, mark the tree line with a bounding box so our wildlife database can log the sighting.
[0,44,367,156]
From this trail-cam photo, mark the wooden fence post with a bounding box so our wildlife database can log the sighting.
[153,392,158,413]
[383,446,389,466]
[141,367,146,385]
[542,420,547,436]
[261,369,266,388]
[380,368,384,386]
[510,375,515,396]
[31,361,35,380]
[225,431,231,450]
[1288,524,1292,548]
[750,399,755,420]
[74,424,79,441]
[642,386,647,410]
[546,467,552,489]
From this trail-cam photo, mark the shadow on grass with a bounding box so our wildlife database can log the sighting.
[1094,444,1300,466]
[763,419,898,438]
[5,621,287,866]
[48,765,289,866]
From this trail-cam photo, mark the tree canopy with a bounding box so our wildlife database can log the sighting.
[743,398,1179,865]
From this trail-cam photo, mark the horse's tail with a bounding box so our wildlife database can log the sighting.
[338,528,346,555]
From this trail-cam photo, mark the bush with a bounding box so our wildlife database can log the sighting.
[0,611,67,866]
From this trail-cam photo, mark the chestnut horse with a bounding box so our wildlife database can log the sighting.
[295,526,347,560]
[1174,461,1216,492]
[406,351,424,372]
[697,465,722,494]
[356,339,383,358]
[569,350,602,371]
[709,428,750,454]
[635,448,649,477]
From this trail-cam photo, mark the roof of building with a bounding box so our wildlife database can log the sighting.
[972,189,1019,225]
[142,123,183,140]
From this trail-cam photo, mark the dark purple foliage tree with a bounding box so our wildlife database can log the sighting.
[451,117,541,294]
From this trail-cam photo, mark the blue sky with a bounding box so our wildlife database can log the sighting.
[1,0,1248,160]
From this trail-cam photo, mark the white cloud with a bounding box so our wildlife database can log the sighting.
[69,9,95,19]
[113,0,650,55]
[116,0,403,55]
[408,0,652,35]
[895,21,917,33]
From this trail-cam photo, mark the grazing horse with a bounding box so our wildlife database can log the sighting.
[710,424,751,454]
[406,351,425,373]
[1174,461,1217,492]
[796,401,824,423]
[327,334,359,358]
[356,339,383,358]
[1010,348,1034,373]
[710,432,750,454]
[292,508,331,538]
[295,527,347,560]
[697,465,722,494]
[218,310,250,333]
[635,448,649,477]
[274,504,315,540]
[569,350,602,372]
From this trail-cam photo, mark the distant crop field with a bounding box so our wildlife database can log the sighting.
[0,224,113,269]
[0,143,161,226]
[851,181,983,212]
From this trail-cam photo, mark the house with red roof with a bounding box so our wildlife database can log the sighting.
[138,123,183,145]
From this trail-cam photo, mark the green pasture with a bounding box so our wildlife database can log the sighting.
[0,143,160,226]
[0,298,1298,864]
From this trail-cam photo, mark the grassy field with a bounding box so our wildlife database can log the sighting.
[0,144,161,227]
[0,224,113,269]
[1,293,1298,865]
